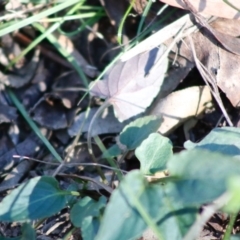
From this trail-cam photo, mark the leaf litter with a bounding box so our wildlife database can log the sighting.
[1,0,240,239]
[90,46,168,121]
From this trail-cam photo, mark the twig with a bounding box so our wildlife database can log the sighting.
[188,36,233,127]
[13,155,128,173]
[52,105,91,177]
[14,32,74,69]
[58,173,113,193]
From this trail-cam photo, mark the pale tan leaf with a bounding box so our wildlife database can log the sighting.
[159,0,240,19]
[166,18,240,107]
[90,46,168,122]
[149,86,212,135]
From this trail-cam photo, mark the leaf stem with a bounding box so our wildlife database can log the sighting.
[117,0,135,45]
[87,100,111,182]
[223,213,237,240]
[124,184,164,240]
[94,135,123,181]
[136,0,153,37]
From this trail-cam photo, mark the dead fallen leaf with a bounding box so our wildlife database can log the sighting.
[149,86,212,135]
[18,59,50,109]
[150,53,195,102]
[0,134,42,173]
[182,0,240,56]
[120,14,199,61]
[1,34,23,68]
[0,105,18,123]
[52,71,86,109]
[159,0,240,19]
[90,46,168,122]
[0,49,40,88]
[56,34,98,78]
[0,159,33,192]
[131,0,148,14]
[0,134,14,157]
[166,18,240,107]
[100,0,129,26]
[64,143,102,168]
[30,93,76,130]
[68,107,126,137]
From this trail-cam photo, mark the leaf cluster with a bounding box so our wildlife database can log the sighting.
[1,115,240,240]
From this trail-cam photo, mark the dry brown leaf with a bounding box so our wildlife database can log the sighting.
[100,0,129,26]
[31,93,76,130]
[90,46,168,122]
[182,0,240,56]
[0,134,42,173]
[166,18,240,107]
[0,105,18,123]
[149,86,212,135]
[0,49,39,88]
[120,14,196,61]
[131,0,148,14]
[68,107,126,137]
[0,159,33,192]
[159,0,240,19]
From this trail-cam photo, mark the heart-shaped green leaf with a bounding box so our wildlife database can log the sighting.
[96,170,197,240]
[0,176,68,222]
[70,196,106,227]
[136,133,173,174]
[119,116,162,150]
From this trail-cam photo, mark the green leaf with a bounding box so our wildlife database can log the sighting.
[96,171,161,240]
[149,182,197,240]
[167,149,240,205]
[66,182,79,207]
[223,176,240,213]
[135,133,172,174]
[21,222,36,240]
[0,237,20,240]
[0,176,68,222]
[96,170,197,240]
[119,116,162,150]
[184,127,240,156]
[81,216,100,240]
[230,234,240,240]
[70,196,106,227]
[102,144,122,158]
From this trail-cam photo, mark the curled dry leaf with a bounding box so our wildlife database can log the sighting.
[159,0,240,19]
[149,86,212,135]
[182,0,240,56]
[166,18,240,107]
[90,46,168,122]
